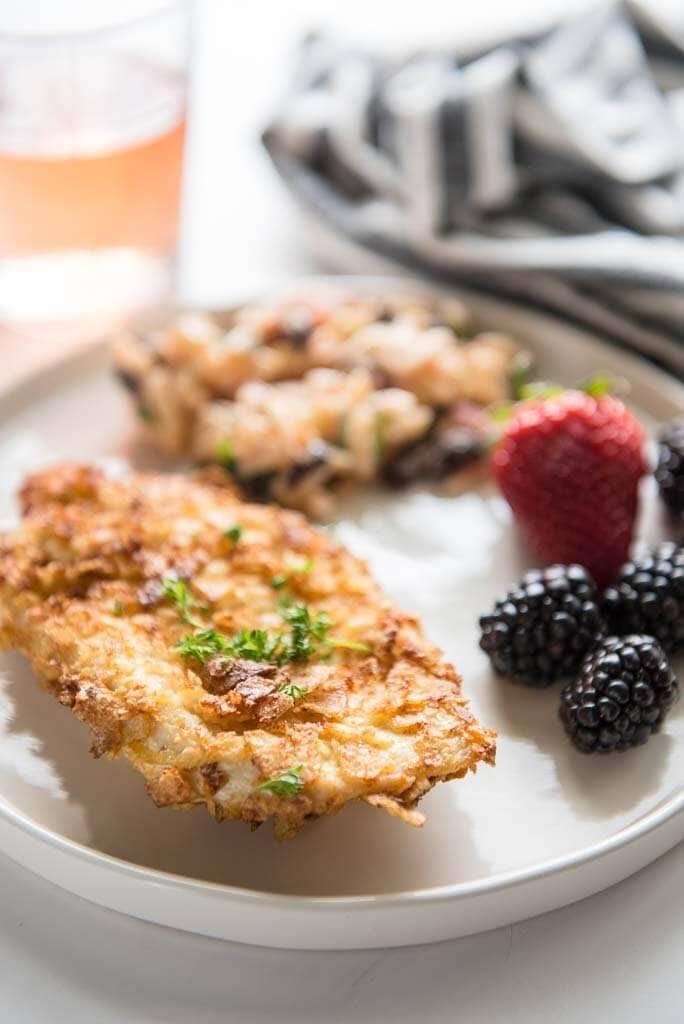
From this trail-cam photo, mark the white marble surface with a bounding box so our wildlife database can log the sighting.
[1,0,683,1019]
[0,845,682,1022]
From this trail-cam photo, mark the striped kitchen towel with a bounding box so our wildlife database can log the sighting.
[263,1,684,375]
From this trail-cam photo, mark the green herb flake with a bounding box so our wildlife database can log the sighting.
[256,765,304,797]
[279,682,307,700]
[286,604,327,658]
[489,403,514,423]
[279,601,331,662]
[269,558,314,591]
[230,628,284,663]
[580,374,622,398]
[216,437,236,471]
[509,351,533,401]
[224,524,243,544]
[163,581,209,626]
[137,402,156,423]
[162,577,207,627]
[326,637,373,654]
[289,556,314,575]
[280,600,330,639]
[175,599,337,668]
[175,628,229,662]
[175,626,286,665]
[518,380,564,402]
[373,411,389,464]
[163,577,191,619]
[112,599,124,617]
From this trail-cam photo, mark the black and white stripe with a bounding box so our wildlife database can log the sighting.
[264,1,684,374]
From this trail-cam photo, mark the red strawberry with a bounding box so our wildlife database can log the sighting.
[492,390,647,587]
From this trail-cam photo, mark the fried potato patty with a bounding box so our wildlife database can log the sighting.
[0,465,494,838]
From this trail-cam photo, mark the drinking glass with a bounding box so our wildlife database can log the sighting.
[0,1,191,337]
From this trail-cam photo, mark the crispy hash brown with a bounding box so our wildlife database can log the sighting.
[0,465,495,838]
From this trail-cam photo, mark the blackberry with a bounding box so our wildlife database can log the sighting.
[602,543,684,654]
[655,421,684,521]
[560,635,678,753]
[479,564,603,686]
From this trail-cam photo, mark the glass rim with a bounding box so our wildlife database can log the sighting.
[0,1,190,46]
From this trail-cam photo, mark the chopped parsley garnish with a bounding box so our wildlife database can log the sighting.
[230,628,283,662]
[175,627,281,663]
[224,524,243,544]
[270,574,288,590]
[279,682,307,700]
[112,599,124,617]
[279,600,331,661]
[216,437,236,470]
[162,577,207,627]
[279,601,331,642]
[175,599,370,666]
[175,628,227,662]
[255,765,304,797]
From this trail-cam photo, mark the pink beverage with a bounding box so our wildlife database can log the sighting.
[0,4,190,332]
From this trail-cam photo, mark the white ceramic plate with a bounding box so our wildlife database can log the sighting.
[0,278,682,950]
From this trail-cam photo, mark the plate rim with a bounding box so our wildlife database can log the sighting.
[1,273,683,917]
[0,769,682,910]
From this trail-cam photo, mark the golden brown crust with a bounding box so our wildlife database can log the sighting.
[0,464,495,838]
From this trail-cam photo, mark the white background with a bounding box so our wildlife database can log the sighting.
[2,1,683,1020]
